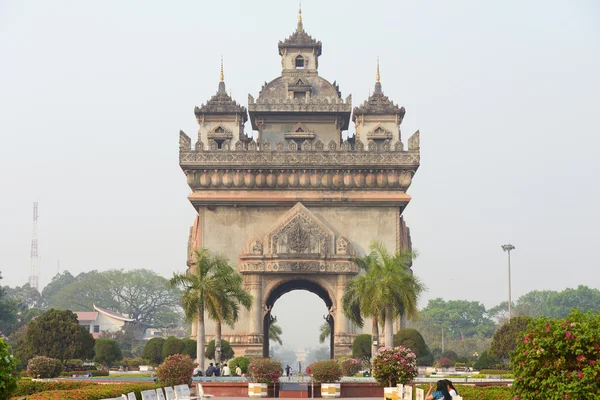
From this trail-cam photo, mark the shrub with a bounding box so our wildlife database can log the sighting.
[393,328,428,357]
[351,334,372,362]
[511,310,600,399]
[437,357,453,368]
[230,356,251,374]
[248,358,282,383]
[473,350,498,370]
[308,359,342,383]
[64,359,83,371]
[156,353,194,387]
[205,339,234,361]
[441,350,458,361]
[93,338,123,368]
[0,337,19,400]
[372,346,418,387]
[141,337,165,365]
[182,338,196,359]
[121,357,149,369]
[161,336,185,358]
[27,356,62,378]
[340,358,362,377]
[416,353,433,366]
[489,316,532,360]
[12,380,95,397]
[21,382,159,400]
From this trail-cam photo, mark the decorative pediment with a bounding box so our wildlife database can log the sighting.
[285,123,316,140]
[245,236,264,256]
[207,124,233,140]
[408,130,420,151]
[288,79,312,93]
[266,203,334,256]
[366,124,393,140]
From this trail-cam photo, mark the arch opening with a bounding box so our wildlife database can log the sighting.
[263,279,334,360]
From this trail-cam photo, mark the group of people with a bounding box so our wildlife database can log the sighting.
[192,362,242,377]
[425,379,459,400]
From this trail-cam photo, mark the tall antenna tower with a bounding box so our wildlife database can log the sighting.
[29,202,40,293]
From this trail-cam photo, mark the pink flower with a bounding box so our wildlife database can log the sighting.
[565,331,572,340]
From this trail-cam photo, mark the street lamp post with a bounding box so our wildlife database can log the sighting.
[501,244,515,320]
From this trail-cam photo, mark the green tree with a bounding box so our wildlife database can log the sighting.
[169,249,233,371]
[229,356,250,374]
[352,334,372,363]
[0,271,18,338]
[47,270,182,327]
[489,316,532,360]
[269,316,283,346]
[99,325,145,358]
[162,336,185,359]
[93,338,123,368]
[203,261,252,364]
[2,283,40,311]
[318,321,331,344]
[141,337,165,365]
[205,339,234,362]
[418,298,495,339]
[40,271,75,309]
[473,350,499,370]
[343,242,424,352]
[0,337,19,400]
[22,309,94,362]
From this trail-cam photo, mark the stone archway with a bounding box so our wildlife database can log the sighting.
[238,203,360,358]
[262,278,335,359]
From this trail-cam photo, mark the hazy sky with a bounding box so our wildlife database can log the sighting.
[1,0,599,350]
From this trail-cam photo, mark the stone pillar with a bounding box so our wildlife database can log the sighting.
[245,274,263,334]
[334,274,351,356]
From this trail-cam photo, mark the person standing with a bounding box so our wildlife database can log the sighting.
[285,365,291,377]
[222,363,231,377]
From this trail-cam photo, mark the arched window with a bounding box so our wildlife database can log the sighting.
[295,55,305,69]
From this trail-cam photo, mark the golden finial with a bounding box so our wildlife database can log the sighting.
[376,56,380,83]
[220,56,224,82]
[298,2,302,23]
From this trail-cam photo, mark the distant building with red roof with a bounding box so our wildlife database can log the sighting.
[74,304,137,338]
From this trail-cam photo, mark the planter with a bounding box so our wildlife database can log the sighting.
[248,382,268,398]
[321,383,340,398]
[384,386,401,400]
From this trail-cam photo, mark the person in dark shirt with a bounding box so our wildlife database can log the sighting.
[205,362,215,377]
[214,363,221,377]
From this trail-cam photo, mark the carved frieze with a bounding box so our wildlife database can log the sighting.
[239,260,359,275]
[184,168,415,190]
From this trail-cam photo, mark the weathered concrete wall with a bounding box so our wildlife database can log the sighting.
[199,204,397,339]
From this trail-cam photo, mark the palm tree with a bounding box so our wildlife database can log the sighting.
[169,248,234,371]
[205,265,252,364]
[343,242,425,353]
[318,321,331,344]
[269,315,283,345]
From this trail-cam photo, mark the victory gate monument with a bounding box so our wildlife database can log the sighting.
[178,9,421,358]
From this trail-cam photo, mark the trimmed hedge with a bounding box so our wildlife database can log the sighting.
[12,381,95,397]
[12,382,159,400]
[412,385,511,400]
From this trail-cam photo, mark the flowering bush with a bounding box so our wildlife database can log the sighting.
[437,357,453,368]
[372,346,418,387]
[308,360,342,383]
[27,356,62,378]
[511,310,600,399]
[248,358,282,383]
[156,353,194,387]
[340,358,362,376]
[0,338,19,400]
